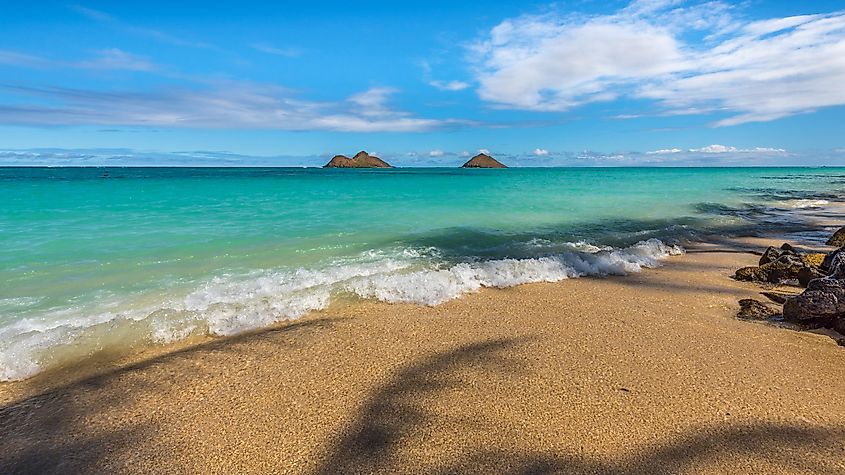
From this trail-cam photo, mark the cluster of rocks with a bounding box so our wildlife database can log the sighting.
[734,243,827,287]
[734,226,845,344]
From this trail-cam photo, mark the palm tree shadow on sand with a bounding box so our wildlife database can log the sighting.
[0,328,842,474]
[314,337,845,475]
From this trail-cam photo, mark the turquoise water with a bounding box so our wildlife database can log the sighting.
[1,167,844,380]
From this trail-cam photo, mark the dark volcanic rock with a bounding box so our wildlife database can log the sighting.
[783,277,845,327]
[735,266,768,282]
[760,291,790,304]
[737,299,780,320]
[806,278,845,311]
[798,267,827,287]
[833,318,845,336]
[323,151,392,168]
[759,244,803,266]
[461,153,507,168]
[821,246,845,277]
[734,254,806,283]
[826,227,845,247]
[759,246,783,265]
[783,291,839,325]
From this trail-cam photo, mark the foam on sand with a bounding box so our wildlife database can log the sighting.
[0,239,682,381]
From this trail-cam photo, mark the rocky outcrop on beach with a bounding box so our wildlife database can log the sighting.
[826,226,845,246]
[733,227,845,345]
[734,244,810,284]
[783,277,845,325]
[461,153,507,168]
[324,151,392,168]
[737,298,781,320]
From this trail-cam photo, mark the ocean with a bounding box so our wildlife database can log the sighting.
[1,166,843,381]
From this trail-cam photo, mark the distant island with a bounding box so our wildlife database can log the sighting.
[323,151,392,168]
[461,153,507,168]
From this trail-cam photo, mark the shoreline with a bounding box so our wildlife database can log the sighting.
[2,229,845,472]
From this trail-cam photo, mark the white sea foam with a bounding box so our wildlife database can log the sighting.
[0,239,682,381]
[790,199,830,209]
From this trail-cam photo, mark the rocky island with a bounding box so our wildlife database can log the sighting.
[461,153,507,168]
[323,151,392,168]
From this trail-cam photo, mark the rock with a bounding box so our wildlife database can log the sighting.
[759,246,783,265]
[802,253,826,268]
[768,255,808,282]
[821,247,845,278]
[734,254,806,283]
[735,266,767,282]
[461,153,507,168]
[759,244,802,266]
[737,299,780,320]
[806,278,845,312]
[783,291,839,325]
[833,317,845,336]
[760,291,790,304]
[323,151,392,168]
[798,267,827,287]
[826,227,845,247]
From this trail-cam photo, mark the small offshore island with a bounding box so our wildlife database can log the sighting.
[461,152,507,168]
[323,151,392,168]
[323,151,508,168]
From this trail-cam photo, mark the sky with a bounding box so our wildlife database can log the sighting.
[1,0,844,166]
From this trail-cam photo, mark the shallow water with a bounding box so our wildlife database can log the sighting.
[1,166,843,380]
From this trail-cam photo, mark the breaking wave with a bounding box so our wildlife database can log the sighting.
[0,239,682,381]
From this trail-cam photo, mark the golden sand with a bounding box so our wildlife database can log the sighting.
[1,245,844,474]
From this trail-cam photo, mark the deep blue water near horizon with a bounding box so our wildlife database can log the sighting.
[2,166,844,381]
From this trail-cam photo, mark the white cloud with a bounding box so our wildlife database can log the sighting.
[472,2,845,126]
[250,43,301,58]
[648,144,787,154]
[459,151,471,157]
[532,148,549,156]
[0,83,463,133]
[429,149,445,157]
[70,4,214,49]
[0,48,156,71]
[646,148,682,155]
[689,144,738,153]
[429,80,470,91]
[478,148,491,155]
[76,48,157,71]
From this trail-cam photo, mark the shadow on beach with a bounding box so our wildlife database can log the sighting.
[1,323,843,474]
[0,318,339,474]
[313,337,845,475]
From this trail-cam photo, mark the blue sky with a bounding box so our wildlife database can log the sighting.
[1,0,844,166]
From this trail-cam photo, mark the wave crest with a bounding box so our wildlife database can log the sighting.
[0,239,682,381]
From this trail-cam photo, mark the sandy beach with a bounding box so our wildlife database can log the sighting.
[1,238,844,474]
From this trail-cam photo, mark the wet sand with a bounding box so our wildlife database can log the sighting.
[1,243,844,474]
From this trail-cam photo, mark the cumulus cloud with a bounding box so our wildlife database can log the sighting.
[429,149,445,157]
[478,148,491,155]
[429,80,470,91]
[472,1,845,126]
[647,144,787,154]
[0,83,463,133]
[646,148,683,155]
[532,148,549,156]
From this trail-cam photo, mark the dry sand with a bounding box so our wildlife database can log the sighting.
[1,242,844,474]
